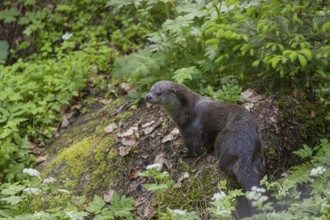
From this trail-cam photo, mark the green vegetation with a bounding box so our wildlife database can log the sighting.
[0,170,135,219]
[0,0,329,219]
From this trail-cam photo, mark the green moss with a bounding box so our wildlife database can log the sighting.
[42,134,127,197]
[113,111,133,122]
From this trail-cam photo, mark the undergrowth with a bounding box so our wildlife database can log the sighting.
[0,0,329,219]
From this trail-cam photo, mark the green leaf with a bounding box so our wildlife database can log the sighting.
[297,54,307,67]
[252,60,260,67]
[86,195,105,214]
[143,183,170,191]
[283,50,297,63]
[321,21,330,33]
[0,40,9,64]
[0,196,22,205]
[299,49,312,61]
[0,8,19,23]
[1,184,25,195]
[172,66,200,84]
[109,193,134,218]
[19,0,37,6]
[271,56,281,69]
[293,144,313,159]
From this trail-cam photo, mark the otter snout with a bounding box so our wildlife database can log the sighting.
[145,94,153,102]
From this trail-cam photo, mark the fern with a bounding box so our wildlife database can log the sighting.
[172,66,200,84]
[293,144,313,159]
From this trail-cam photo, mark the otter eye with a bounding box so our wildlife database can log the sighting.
[156,92,162,96]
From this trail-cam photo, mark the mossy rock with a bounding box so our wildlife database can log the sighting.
[39,98,134,198]
[42,135,126,197]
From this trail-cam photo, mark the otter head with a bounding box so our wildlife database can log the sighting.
[145,81,179,109]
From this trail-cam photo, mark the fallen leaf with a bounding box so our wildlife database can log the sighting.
[117,126,139,146]
[142,120,162,135]
[98,99,112,105]
[154,153,172,170]
[143,126,156,135]
[103,189,114,202]
[128,168,140,180]
[121,135,137,146]
[104,123,118,133]
[60,115,70,128]
[119,146,133,156]
[243,103,254,111]
[35,157,47,164]
[135,194,157,219]
[120,83,135,93]
[117,126,138,137]
[161,128,180,143]
[241,88,254,100]
[270,116,277,123]
[71,104,82,110]
[247,95,264,103]
[141,121,155,128]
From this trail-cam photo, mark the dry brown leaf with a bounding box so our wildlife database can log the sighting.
[104,123,118,133]
[128,168,140,180]
[103,189,114,202]
[117,126,139,146]
[135,194,157,219]
[35,157,47,164]
[120,83,135,93]
[241,88,254,100]
[98,99,112,105]
[117,126,139,138]
[243,103,254,111]
[142,120,162,135]
[119,146,133,156]
[154,153,172,170]
[71,104,82,110]
[60,115,70,128]
[121,135,137,146]
[247,95,264,103]
[141,121,155,128]
[161,128,180,143]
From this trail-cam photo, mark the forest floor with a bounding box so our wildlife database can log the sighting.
[37,85,300,219]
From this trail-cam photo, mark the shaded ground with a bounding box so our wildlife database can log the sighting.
[37,87,326,219]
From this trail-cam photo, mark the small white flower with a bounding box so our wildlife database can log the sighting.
[246,191,257,200]
[23,168,40,177]
[34,211,46,219]
[146,163,163,171]
[172,209,186,215]
[43,177,56,184]
[251,186,265,193]
[259,195,269,203]
[66,211,78,219]
[134,0,142,8]
[310,166,326,177]
[212,191,226,201]
[279,187,288,196]
[23,187,41,195]
[62,32,72,40]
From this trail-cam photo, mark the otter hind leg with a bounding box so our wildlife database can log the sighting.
[215,130,262,191]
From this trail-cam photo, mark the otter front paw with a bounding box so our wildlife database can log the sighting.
[179,147,195,158]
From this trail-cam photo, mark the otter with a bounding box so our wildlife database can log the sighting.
[145,80,265,193]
